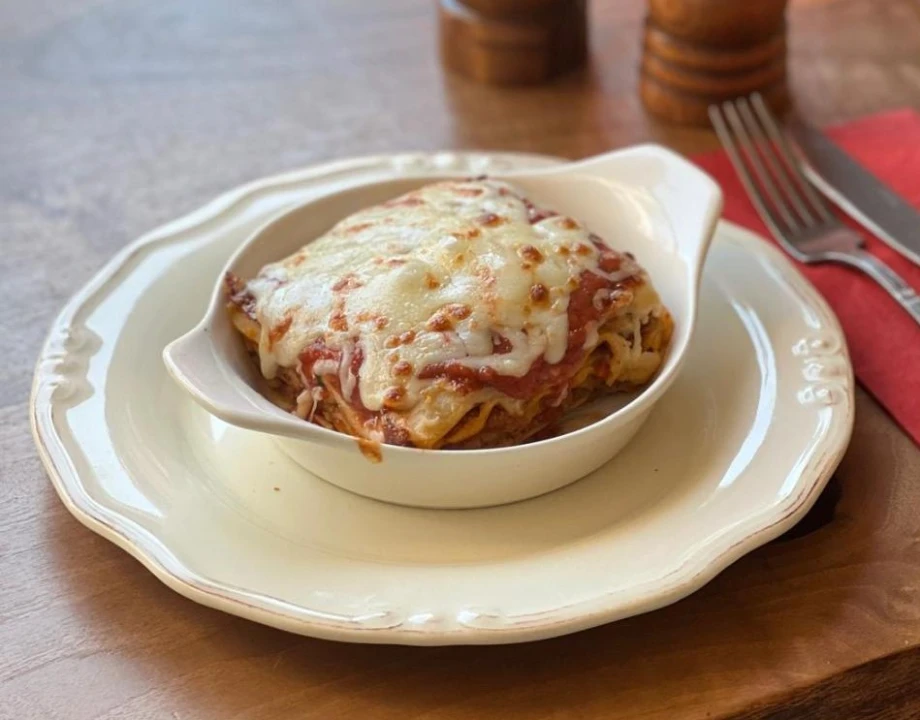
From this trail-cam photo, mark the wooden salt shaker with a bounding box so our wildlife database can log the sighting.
[640,0,790,125]
[439,0,588,85]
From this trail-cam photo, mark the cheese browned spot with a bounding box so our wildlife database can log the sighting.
[427,312,453,332]
[452,228,481,241]
[452,186,484,197]
[520,245,544,263]
[478,212,505,227]
[393,360,413,376]
[529,283,549,305]
[329,310,348,332]
[385,195,424,208]
[332,274,361,292]
[382,386,407,409]
[445,303,471,320]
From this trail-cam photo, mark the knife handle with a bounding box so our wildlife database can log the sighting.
[839,250,920,326]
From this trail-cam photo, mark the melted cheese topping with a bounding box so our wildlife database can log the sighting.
[246,179,639,414]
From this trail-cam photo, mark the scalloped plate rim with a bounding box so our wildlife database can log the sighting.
[30,151,854,645]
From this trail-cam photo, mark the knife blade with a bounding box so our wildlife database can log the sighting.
[789,121,920,267]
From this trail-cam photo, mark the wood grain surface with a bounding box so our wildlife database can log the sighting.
[3,0,920,718]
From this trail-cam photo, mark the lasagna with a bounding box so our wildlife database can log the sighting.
[226,179,673,450]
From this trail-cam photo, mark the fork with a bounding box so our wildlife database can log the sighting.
[709,94,920,326]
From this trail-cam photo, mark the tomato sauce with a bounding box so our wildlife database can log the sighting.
[417,265,636,399]
[290,191,639,444]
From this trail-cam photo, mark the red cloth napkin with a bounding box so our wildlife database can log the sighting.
[693,110,920,445]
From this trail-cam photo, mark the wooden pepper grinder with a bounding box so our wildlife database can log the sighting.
[640,0,790,125]
[439,0,588,85]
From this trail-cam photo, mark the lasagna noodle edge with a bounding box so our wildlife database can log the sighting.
[227,297,672,449]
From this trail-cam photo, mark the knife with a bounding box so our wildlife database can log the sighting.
[789,121,920,267]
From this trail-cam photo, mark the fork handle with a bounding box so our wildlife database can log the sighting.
[835,250,920,325]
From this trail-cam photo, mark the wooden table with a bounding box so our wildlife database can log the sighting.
[3,0,920,717]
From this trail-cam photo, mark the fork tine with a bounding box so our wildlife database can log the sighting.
[721,99,801,233]
[708,103,791,244]
[750,93,836,224]
[735,97,817,228]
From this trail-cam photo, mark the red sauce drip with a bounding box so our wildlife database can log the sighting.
[522,198,558,224]
[299,342,414,447]
[589,233,627,273]
[298,341,363,398]
[600,254,621,273]
[417,267,636,399]
[349,345,364,383]
[299,340,338,375]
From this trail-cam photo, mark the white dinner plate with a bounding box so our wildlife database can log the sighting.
[31,152,854,645]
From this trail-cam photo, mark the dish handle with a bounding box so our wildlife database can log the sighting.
[162,323,314,441]
[523,144,724,272]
